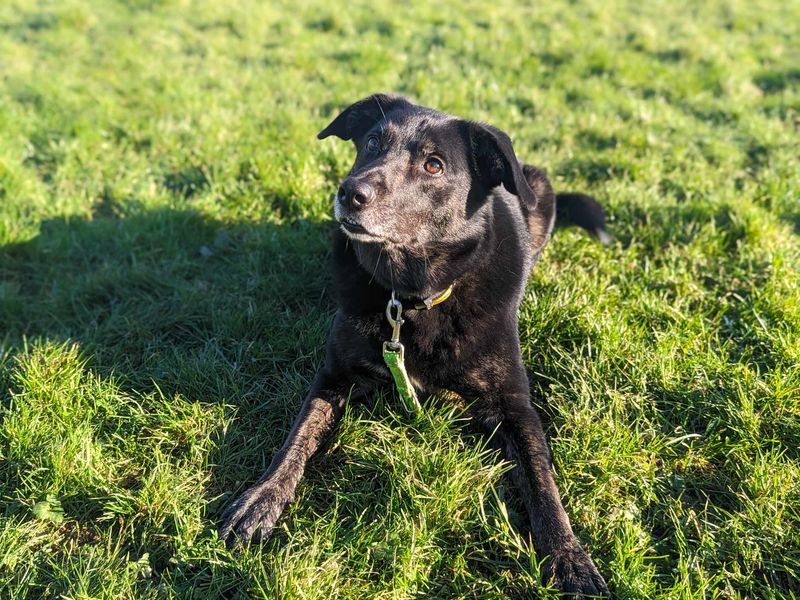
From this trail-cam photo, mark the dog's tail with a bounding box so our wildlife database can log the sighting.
[555,192,614,246]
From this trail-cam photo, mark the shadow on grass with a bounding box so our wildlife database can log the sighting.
[781,211,800,236]
[0,205,334,535]
[752,67,800,94]
[0,207,332,387]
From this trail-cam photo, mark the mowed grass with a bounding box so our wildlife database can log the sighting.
[1,0,799,597]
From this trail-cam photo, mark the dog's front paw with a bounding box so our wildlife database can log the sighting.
[545,541,609,599]
[219,480,292,545]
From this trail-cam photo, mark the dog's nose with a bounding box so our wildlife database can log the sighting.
[339,179,375,208]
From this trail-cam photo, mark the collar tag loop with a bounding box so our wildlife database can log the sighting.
[382,292,421,413]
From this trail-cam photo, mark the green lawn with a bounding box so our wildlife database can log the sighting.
[1,0,799,598]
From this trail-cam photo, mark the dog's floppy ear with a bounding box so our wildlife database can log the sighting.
[317,93,411,141]
[467,122,537,206]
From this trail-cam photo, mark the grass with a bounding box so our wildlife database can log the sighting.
[1,0,799,597]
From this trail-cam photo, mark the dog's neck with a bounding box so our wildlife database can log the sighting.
[349,218,494,299]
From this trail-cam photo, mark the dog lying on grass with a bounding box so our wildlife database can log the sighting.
[221,94,611,598]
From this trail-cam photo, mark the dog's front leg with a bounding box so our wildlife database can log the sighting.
[470,362,609,598]
[220,371,349,544]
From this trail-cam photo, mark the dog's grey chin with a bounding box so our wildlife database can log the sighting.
[339,224,384,243]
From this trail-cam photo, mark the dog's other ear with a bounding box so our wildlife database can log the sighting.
[467,122,537,206]
[317,94,412,141]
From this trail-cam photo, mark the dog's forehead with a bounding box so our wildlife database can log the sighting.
[381,107,463,148]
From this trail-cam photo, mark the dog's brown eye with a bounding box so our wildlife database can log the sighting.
[424,157,444,175]
[366,136,380,153]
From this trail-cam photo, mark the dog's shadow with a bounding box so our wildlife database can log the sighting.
[1,205,333,390]
[0,206,335,547]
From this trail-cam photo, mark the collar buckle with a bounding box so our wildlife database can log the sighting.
[414,284,454,310]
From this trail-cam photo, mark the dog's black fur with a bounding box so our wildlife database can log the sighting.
[220,94,611,598]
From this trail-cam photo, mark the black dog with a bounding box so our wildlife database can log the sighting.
[221,94,611,598]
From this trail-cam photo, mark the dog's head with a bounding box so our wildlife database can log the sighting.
[318,94,537,247]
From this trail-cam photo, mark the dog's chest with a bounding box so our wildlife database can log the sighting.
[390,306,482,391]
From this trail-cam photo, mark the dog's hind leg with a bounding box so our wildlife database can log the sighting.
[219,371,349,544]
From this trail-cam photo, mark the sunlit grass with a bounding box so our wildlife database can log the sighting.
[1,0,798,597]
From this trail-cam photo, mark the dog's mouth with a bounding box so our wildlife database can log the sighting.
[339,218,368,233]
[338,217,383,241]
